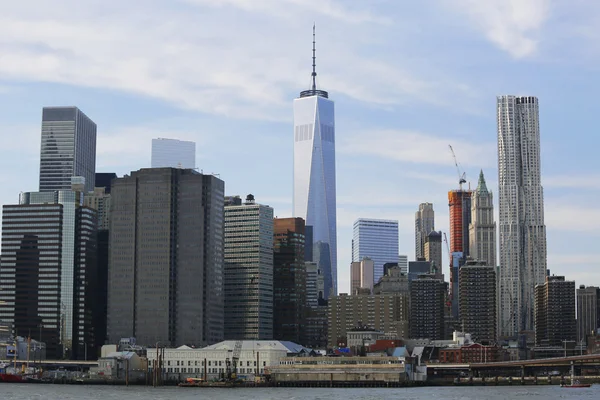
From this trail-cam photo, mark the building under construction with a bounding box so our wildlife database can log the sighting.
[448,189,472,319]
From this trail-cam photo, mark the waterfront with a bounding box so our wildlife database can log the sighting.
[1,384,600,400]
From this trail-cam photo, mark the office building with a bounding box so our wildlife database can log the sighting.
[498,95,547,338]
[415,203,435,260]
[469,170,496,267]
[107,168,225,347]
[424,231,443,273]
[39,107,97,193]
[398,255,408,274]
[84,183,114,354]
[352,219,399,284]
[151,138,196,169]
[293,27,337,298]
[408,260,431,282]
[328,290,410,347]
[410,274,446,340]
[94,173,117,194]
[224,195,274,340]
[577,286,600,344]
[0,181,97,359]
[374,266,409,295]
[350,257,375,294]
[273,217,306,344]
[306,262,324,307]
[534,276,575,347]
[459,261,497,343]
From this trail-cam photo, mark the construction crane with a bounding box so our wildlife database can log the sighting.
[226,340,243,382]
[448,145,466,190]
[443,232,453,307]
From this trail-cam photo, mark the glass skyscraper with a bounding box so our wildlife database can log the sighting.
[293,26,337,298]
[151,138,196,169]
[39,107,97,193]
[0,185,97,359]
[352,218,399,284]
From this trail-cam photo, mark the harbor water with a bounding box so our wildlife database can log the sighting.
[1,384,600,399]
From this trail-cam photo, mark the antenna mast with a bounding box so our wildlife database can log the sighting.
[312,23,317,90]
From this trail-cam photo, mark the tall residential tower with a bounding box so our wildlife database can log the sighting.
[293,26,337,298]
[497,95,547,338]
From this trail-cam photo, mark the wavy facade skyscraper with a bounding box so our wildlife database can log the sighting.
[293,26,337,298]
[497,95,547,339]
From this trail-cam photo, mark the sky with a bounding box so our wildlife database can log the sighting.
[1,0,599,294]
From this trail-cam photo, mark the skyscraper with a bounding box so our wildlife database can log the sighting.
[39,107,97,193]
[497,95,547,338]
[293,26,337,298]
[350,257,375,294]
[107,168,225,347]
[352,219,399,284]
[424,231,442,273]
[410,274,446,340]
[448,190,472,257]
[151,138,196,169]
[469,171,496,267]
[459,260,497,343]
[534,276,575,347]
[576,286,600,344]
[415,203,435,260]
[273,217,306,343]
[224,195,274,340]
[0,182,97,359]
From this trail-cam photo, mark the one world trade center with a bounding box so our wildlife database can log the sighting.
[293,26,337,298]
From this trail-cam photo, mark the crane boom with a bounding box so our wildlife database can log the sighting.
[448,145,466,190]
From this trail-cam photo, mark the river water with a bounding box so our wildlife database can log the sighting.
[2,384,600,399]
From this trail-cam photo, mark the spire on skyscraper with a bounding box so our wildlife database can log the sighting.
[312,23,317,91]
[300,25,328,98]
[477,170,489,193]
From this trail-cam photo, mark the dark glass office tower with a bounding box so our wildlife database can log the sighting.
[39,107,97,193]
[0,188,97,360]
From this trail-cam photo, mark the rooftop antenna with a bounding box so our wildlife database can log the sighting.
[311,23,317,91]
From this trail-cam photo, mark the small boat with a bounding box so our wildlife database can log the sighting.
[561,380,591,388]
[561,365,592,388]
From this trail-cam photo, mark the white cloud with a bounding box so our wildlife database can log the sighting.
[544,174,600,190]
[0,1,473,121]
[545,202,600,232]
[446,0,550,58]
[340,129,495,167]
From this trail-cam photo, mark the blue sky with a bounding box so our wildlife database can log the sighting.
[1,0,599,293]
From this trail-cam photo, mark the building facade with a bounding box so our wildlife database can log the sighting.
[534,276,575,347]
[107,168,225,347]
[415,203,435,260]
[459,261,497,343]
[293,29,337,298]
[39,107,97,193]
[352,219,399,284]
[0,185,97,359]
[224,195,274,340]
[398,255,408,275]
[151,138,196,169]
[497,95,547,338]
[469,170,496,268]
[328,292,410,348]
[424,231,442,273]
[576,286,600,344]
[350,258,375,294]
[409,274,445,340]
[273,217,306,344]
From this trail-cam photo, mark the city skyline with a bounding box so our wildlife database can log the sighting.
[0,2,599,295]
